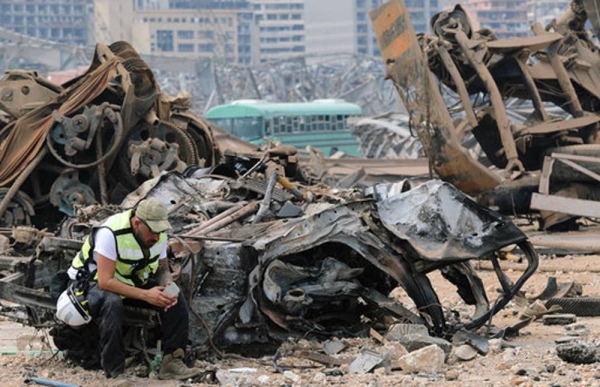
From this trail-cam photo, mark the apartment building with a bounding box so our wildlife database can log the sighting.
[0,0,93,46]
[527,0,569,28]
[249,0,305,63]
[405,0,441,33]
[467,0,529,38]
[132,0,253,64]
[304,0,443,62]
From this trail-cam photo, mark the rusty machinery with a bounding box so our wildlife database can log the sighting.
[0,41,220,227]
[371,0,600,229]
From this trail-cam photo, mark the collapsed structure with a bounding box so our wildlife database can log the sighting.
[370,0,600,230]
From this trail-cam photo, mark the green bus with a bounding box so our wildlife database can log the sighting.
[205,99,363,156]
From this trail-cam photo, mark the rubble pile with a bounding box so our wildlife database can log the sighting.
[3,1,600,384]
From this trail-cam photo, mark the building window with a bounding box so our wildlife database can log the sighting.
[198,43,214,52]
[178,43,194,52]
[178,30,194,39]
[157,30,174,51]
[198,30,214,39]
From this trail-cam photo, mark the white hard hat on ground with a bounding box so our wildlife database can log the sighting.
[56,284,91,326]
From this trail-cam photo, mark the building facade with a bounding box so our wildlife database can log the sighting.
[1,0,450,66]
[304,0,443,62]
[0,0,94,46]
[250,0,305,63]
[467,0,529,39]
[527,0,570,28]
[405,0,441,34]
[132,0,253,64]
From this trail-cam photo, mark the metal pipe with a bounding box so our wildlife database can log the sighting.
[25,377,81,387]
[514,49,550,121]
[200,201,260,235]
[94,126,108,205]
[253,171,278,224]
[184,202,246,236]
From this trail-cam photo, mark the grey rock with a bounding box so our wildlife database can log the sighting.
[398,344,445,374]
[385,323,429,341]
[396,333,452,357]
[556,343,600,364]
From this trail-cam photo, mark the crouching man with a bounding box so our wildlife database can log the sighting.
[64,198,202,380]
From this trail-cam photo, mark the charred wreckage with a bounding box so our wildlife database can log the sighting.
[371,0,600,231]
[10,0,600,374]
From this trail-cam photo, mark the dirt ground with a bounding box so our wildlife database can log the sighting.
[3,252,600,387]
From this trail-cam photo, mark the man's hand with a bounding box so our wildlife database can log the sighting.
[144,286,178,311]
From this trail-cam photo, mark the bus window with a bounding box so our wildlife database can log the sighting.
[317,116,325,131]
[209,118,232,132]
[334,115,342,130]
[297,116,306,132]
[232,117,263,140]
[303,116,312,132]
[265,119,272,135]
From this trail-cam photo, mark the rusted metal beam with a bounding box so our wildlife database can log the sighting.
[437,42,478,131]
[514,49,550,122]
[532,23,584,118]
[455,30,522,176]
[369,0,501,195]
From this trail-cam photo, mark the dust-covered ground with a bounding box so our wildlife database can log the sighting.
[3,252,600,387]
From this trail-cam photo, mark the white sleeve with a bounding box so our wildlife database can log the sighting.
[158,238,168,260]
[93,227,118,261]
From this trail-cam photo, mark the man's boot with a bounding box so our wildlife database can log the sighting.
[158,348,202,380]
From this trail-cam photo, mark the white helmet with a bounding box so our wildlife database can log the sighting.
[56,284,91,326]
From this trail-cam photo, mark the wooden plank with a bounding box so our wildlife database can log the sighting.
[530,193,600,218]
